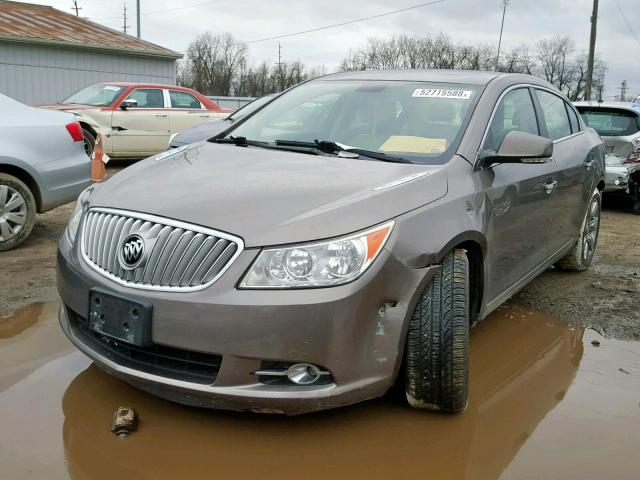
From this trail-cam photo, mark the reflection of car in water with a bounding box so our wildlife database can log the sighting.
[61,310,584,480]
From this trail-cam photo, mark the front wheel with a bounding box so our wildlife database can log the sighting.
[555,188,601,271]
[405,249,470,413]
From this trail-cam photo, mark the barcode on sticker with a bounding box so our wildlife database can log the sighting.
[412,89,472,99]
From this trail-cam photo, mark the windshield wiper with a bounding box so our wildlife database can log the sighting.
[274,139,412,164]
[210,136,322,155]
[210,135,267,146]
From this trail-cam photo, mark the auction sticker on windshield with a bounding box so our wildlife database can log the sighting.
[412,88,472,99]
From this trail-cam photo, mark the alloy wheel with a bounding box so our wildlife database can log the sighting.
[83,136,94,158]
[582,196,600,262]
[0,184,27,242]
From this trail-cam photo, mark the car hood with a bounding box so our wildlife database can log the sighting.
[171,120,230,147]
[37,103,102,111]
[90,143,448,247]
[601,134,639,161]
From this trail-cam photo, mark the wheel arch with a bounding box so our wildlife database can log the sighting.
[0,162,42,212]
[78,121,97,139]
[436,231,486,325]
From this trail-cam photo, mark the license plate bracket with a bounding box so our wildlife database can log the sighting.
[88,289,152,347]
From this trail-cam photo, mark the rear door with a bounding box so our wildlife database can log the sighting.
[111,88,170,156]
[480,86,558,302]
[533,89,591,254]
[167,90,219,135]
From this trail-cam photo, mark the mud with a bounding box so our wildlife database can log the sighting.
[1,302,638,480]
[1,164,638,339]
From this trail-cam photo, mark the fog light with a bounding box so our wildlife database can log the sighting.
[286,363,324,385]
[254,362,331,385]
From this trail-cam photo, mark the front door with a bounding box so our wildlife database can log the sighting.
[111,88,170,157]
[479,87,558,303]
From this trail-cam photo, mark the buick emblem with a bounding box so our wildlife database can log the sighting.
[119,234,145,269]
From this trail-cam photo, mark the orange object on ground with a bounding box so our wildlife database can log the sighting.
[91,133,106,182]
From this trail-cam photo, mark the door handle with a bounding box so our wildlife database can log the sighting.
[199,114,211,118]
[544,179,558,194]
[155,113,168,117]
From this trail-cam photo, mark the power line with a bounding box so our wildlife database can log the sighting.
[613,0,640,47]
[92,0,228,21]
[244,0,446,44]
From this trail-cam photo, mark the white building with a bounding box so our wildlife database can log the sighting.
[0,0,182,104]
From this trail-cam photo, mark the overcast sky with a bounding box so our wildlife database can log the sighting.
[30,0,640,99]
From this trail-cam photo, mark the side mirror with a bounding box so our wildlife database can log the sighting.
[480,131,553,166]
[120,98,138,110]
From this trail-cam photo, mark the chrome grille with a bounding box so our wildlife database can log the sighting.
[81,208,243,292]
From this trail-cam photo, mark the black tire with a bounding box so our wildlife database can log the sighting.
[632,199,640,215]
[0,173,37,251]
[555,188,601,271]
[405,248,470,413]
[82,128,96,158]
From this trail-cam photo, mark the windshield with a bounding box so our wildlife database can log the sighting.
[578,108,640,137]
[224,80,480,164]
[229,95,274,121]
[63,84,125,106]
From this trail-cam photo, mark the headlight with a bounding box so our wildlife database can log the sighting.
[66,186,94,244]
[240,221,394,288]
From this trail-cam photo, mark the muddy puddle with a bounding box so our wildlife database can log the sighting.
[1,302,639,480]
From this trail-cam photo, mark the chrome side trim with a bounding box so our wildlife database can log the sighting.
[80,207,244,292]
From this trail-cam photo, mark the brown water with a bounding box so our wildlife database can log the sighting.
[0,302,639,480]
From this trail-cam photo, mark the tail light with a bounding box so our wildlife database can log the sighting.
[65,122,84,142]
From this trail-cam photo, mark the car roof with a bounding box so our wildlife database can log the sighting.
[573,101,640,114]
[317,69,547,87]
[96,82,196,91]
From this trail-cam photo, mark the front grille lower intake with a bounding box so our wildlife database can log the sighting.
[67,308,222,385]
[81,208,243,292]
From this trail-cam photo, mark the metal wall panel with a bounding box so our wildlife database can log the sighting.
[0,43,178,104]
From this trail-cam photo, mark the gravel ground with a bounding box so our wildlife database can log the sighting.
[1,167,639,339]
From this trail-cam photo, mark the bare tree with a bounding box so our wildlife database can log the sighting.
[178,32,247,96]
[536,36,575,92]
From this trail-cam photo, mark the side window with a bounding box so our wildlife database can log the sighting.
[567,104,581,133]
[169,91,202,109]
[484,88,539,152]
[124,88,165,108]
[535,90,572,140]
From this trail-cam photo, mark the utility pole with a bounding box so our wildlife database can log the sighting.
[495,0,509,71]
[277,42,284,92]
[71,1,81,16]
[619,80,628,102]
[136,0,141,38]
[597,73,604,103]
[122,4,129,35]
[585,0,599,101]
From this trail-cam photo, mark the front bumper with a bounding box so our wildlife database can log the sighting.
[57,232,435,414]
